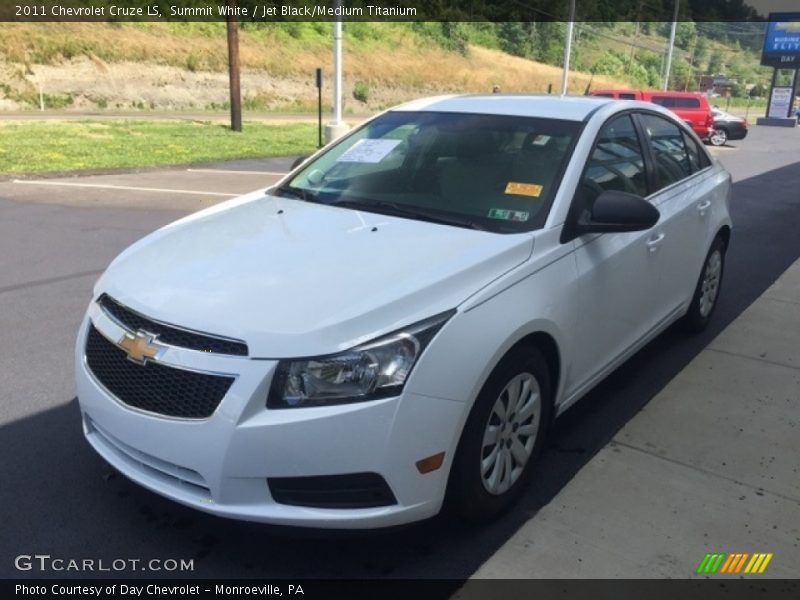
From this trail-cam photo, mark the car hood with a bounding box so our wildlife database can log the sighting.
[96,193,533,357]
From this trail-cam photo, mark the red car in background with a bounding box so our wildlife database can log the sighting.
[590,89,715,141]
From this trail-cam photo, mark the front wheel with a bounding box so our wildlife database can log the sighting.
[448,346,552,522]
[682,236,726,332]
[709,128,728,146]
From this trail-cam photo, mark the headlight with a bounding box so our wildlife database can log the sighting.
[267,310,455,409]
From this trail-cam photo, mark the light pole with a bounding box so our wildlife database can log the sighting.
[324,2,349,143]
[560,0,576,95]
[663,0,680,91]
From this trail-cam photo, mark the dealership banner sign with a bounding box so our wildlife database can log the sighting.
[761,12,800,67]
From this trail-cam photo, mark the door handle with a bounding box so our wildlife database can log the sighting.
[697,200,711,214]
[646,233,665,252]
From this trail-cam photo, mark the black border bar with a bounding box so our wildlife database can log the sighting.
[5,579,800,600]
[0,0,786,23]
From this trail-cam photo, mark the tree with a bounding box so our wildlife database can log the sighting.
[707,49,724,74]
[727,82,744,98]
[692,36,708,69]
[749,83,766,98]
[675,22,696,50]
[669,60,695,91]
[532,22,566,65]
[498,22,532,58]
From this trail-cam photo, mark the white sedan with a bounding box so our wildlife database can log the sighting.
[76,95,732,528]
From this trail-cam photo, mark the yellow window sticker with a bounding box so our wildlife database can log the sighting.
[505,182,543,197]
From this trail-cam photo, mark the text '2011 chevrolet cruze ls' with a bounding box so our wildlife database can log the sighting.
[76,95,731,528]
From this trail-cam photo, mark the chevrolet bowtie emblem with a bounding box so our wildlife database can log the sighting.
[118,331,163,365]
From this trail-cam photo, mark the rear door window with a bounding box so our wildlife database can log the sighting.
[681,131,711,172]
[640,114,692,190]
[620,93,637,100]
[650,96,676,108]
[674,97,701,108]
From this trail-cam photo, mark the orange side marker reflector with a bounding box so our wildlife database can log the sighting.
[416,452,446,474]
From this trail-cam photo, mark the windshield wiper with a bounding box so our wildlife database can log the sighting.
[272,185,321,204]
[330,198,487,231]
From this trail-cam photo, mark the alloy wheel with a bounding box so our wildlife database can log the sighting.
[710,129,727,146]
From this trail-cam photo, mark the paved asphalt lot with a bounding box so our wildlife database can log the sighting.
[1,126,799,579]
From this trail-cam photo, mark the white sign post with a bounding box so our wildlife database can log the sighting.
[768,86,793,118]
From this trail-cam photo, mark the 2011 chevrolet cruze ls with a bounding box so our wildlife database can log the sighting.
[76,95,732,528]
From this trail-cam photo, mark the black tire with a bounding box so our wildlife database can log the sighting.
[709,128,728,147]
[448,345,553,523]
[682,236,726,332]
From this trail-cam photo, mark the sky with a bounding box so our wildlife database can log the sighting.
[750,0,800,17]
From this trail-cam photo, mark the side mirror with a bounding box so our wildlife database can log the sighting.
[291,155,310,170]
[574,190,660,236]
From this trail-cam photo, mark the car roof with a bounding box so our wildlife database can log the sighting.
[593,89,706,98]
[391,94,614,122]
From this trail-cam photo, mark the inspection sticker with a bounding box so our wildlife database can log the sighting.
[488,208,530,221]
[505,182,543,197]
[337,139,402,163]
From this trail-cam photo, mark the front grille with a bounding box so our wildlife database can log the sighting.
[85,324,234,419]
[97,294,248,356]
[268,473,398,509]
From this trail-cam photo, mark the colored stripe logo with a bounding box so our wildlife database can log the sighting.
[696,552,773,574]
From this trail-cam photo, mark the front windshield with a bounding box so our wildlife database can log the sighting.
[278,111,580,233]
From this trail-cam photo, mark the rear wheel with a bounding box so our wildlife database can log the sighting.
[448,346,552,522]
[709,128,728,146]
[682,236,726,332]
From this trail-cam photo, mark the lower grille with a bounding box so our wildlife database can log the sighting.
[86,416,211,501]
[85,324,234,419]
[268,473,397,509]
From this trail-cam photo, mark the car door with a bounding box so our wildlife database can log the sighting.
[636,113,714,315]
[565,114,664,397]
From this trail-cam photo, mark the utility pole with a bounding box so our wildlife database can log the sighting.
[628,1,643,71]
[226,0,242,132]
[560,0,576,95]
[324,1,349,143]
[663,0,680,91]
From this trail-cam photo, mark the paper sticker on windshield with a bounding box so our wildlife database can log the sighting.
[531,135,550,146]
[337,139,402,163]
[488,208,529,222]
[505,182,543,197]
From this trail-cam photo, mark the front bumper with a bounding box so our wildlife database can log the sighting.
[75,303,465,528]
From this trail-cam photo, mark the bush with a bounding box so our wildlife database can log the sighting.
[353,81,369,103]
[186,52,200,73]
[592,52,625,76]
